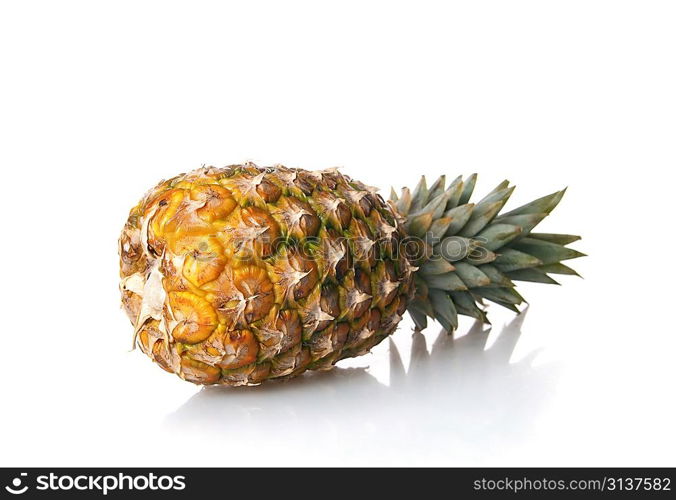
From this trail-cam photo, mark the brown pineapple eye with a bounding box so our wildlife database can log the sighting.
[318,284,340,331]
[256,179,282,202]
[276,310,302,352]
[169,291,218,344]
[146,189,185,255]
[335,202,352,229]
[287,250,319,300]
[349,268,372,319]
[275,197,320,239]
[238,207,281,259]
[180,356,221,384]
[233,265,275,324]
[248,362,271,384]
[190,185,237,222]
[359,194,374,216]
[333,322,350,348]
[216,329,259,370]
[367,309,381,332]
[152,339,175,373]
[182,237,226,286]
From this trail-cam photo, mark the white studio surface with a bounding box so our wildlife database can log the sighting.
[0,1,674,467]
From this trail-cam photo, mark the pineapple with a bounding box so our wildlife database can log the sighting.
[119,163,583,386]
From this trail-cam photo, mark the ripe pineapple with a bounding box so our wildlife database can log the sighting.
[119,163,583,386]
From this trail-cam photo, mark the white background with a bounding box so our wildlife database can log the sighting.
[1,0,674,467]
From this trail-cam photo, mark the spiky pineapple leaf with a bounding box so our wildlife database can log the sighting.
[466,247,497,265]
[395,187,412,214]
[406,212,433,237]
[444,204,474,236]
[458,201,503,237]
[478,264,513,287]
[410,176,429,212]
[538,262,580,276]
[451,290,488,322]
[512,238,586,265]
[454,262,491,288]
[428,216,453,240]
[475,223,523,251]
[530,232,582,245]
[427,175,446,200]
[474,286,524,305]
[457,174,477,206]
[506,267,560,285]
[407,301,429,330]
[425,272,467,291]
[419,258,456,275]
[494,248,543,272]
[429,289,458,331]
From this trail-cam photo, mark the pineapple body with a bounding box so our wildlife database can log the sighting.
[119,165,414,385]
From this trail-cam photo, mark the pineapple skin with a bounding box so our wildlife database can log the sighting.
[119,164,414,385]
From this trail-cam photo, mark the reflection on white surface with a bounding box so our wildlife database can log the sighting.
[164,309,558,465]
